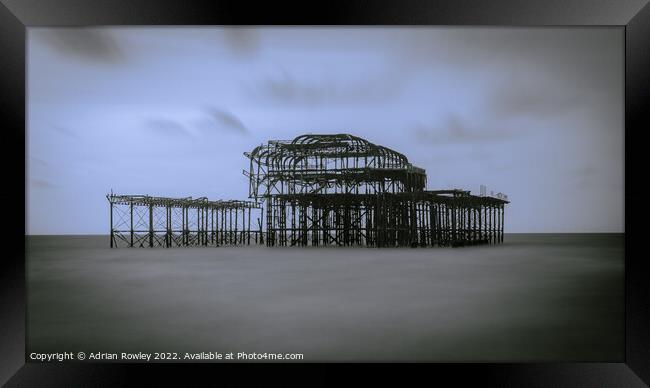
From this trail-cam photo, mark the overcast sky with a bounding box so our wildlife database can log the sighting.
[27,27,623,234]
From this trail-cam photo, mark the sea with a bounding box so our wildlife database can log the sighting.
[26,234,623,362]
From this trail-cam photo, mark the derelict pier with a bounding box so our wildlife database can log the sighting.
[108,133,509,248]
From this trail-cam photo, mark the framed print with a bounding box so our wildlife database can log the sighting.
[1,0,648,386]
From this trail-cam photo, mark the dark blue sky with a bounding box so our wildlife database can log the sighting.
[27,27,623,234]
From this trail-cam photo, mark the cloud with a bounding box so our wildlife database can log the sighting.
[483,70,591,124]
[249,69,401,105]
[390,28,621,128]
[144,119,191,137]
[574,165,602,189]
[197,107,249,135]
[31,179,57,189]
[221,28,260,58]
[30,157,50,167]
[412,115,519,145]
[398,28,620,80]
[32,28,125,64]
[52,125,79,139]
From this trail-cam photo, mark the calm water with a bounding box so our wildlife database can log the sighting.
[26,234,623,362]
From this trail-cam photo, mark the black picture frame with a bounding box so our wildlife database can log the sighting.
[1,0,648,385]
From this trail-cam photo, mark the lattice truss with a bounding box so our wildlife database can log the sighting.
[244,134,428,198]
[107,195,262,248]
[107,133,509,249]
[263,190,508,248]
[243,134,510,248]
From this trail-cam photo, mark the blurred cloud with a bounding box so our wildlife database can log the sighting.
[144,119,191,137]
[30,157,50,167]
[412,115,519,145]
[31,179,57,189]
[486,79,584,122]
[31,28,126,64]
[574,165,599,188]
[250,69,401,105]
[399,28,620,81]
[221,28,260,58]
[197,107,249,135]
[396,28,621,128]
[52,125,79,139]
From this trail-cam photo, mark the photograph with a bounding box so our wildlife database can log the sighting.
[26,26,624,363]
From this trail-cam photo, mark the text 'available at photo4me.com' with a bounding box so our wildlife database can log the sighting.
[29,351,305,362]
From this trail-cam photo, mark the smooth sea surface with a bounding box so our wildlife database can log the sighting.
[26,234,623,362]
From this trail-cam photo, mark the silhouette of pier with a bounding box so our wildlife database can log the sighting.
[108,134,508,248]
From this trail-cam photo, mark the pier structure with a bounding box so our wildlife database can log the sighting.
[107,194,261,248]
[108,133,508,248]
[245,134,509,247]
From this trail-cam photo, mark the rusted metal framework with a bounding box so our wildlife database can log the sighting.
[108,133,508,249]
[244,133,427,198]
[245,134,509,247]
[107,194,261,248]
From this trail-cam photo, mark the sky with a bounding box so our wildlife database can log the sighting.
[26,27,624,234]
